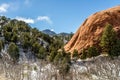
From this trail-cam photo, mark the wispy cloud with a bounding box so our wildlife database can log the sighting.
[15,16,34,24]
[37,16,52,24]
[24,0,29,4]
[24,0,30,6]
[0,3,10,13]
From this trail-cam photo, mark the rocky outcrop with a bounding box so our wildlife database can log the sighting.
[64,6,120,54]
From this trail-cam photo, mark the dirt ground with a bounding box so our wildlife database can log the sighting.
[0,74,8,80]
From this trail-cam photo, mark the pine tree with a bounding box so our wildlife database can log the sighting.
[110,39,120,57]
[100,23,116,54]
[72,49,79,60]
[80,49,87,59]
[87,46,99,58]
[37,46,46,59]
[11,32,18,43]
[49,50,57,62]
[8,42,19,63]
[32,42,40,53]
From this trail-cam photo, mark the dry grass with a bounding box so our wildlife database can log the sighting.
[0,74,9,80]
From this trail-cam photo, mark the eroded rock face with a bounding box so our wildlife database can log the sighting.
[64,6,120,54]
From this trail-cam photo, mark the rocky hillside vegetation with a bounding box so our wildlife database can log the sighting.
[0,16,73,80]
[0,6,120,80]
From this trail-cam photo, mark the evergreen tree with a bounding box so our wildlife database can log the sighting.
[59,57,70,75]
[37,46,46,59]
[32,42,40,53]
[11,32,18,43]
[72,49,79,59]
[21,32,31,49]
[110,39,120,57]
[4,31,12,42]
[87,46,99,58]
[80,49,87,59]
[8,42,19,63]
[100,24,116,54]
[100,23,120,57]
[54,52,62,64]
[49,50,57,62]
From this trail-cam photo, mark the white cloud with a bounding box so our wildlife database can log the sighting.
[15,16,34,24]
[37,16,52,24]
[24,0,30,5]
[51,29,54,31]
[15,16,52,24]
[0,3,10,13]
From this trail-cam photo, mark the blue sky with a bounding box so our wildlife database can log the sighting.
[0,0,120,33]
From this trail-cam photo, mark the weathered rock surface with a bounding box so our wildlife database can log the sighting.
[64,6,120,54]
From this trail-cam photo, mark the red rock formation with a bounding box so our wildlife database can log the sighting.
[64,6,120,54]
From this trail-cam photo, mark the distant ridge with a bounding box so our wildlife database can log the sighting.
[42,29,72,37]
[42,29,56,36]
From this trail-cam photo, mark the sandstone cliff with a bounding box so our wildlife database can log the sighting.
[64,6,120,54]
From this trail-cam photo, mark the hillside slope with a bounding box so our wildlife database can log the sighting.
[64,6,120,54]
